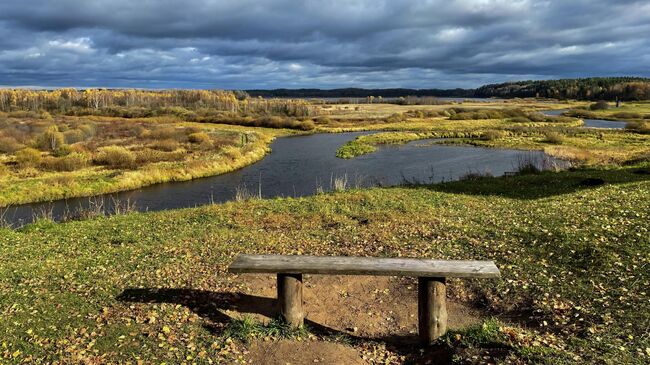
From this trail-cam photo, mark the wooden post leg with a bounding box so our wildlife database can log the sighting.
[418,277,447,344]
[277,273,304,328]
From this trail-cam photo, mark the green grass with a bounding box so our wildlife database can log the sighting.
[334,117,649,165]
[1,163,649,363]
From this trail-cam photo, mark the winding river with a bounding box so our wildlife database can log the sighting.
[541,109,627,129]
[2,132,563,226]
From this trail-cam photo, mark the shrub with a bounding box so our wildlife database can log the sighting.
[590,101,610,110]
[625,121,650,134]
[36,126,65,151]
[8,111,40,118]
[94,146,136,169]
[0,136,24,153]
[0,163,8,177]
[386,113,407,123]
[78,124,96,137]
[53,144,73,157]
[41,153,89,171]
[613,112,642,119]
[222,146,242,161]
[188,132,211,144]
[481,130,507,141]
[314,117,333,124]
[298,120,316,131]
[149,126,179,140]
[135,148,185,164]
[15,147,42,167]
[564,109,598,119]
[63,129,86,144]
[509,116,531,123]
[150,139,179,152]
[544,131,565,144]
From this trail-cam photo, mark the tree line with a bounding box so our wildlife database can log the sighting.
[247,77,650,101]
[0,89,315,117]
[473,77,650,101]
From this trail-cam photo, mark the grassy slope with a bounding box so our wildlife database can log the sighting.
[1,164,648,364]
[0,123,289,207]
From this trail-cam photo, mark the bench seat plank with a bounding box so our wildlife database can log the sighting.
[228,254,500,278]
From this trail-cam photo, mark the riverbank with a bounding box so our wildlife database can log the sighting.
[333,116,649,165]
[0,120,291,207]
[2,99,648,207]
[1,163,648,364]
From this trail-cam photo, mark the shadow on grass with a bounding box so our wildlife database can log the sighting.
[117,287,462,364]
[412,166,650,200]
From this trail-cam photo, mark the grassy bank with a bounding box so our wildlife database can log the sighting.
[0,116,290,207]
[1,164,648,364]
[333,113,650,164]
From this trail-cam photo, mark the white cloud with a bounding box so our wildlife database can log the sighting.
[47,37,94,53]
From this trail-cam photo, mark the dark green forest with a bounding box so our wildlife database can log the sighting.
[246,77,650,101]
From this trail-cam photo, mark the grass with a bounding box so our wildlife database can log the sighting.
[332,112,649,164]
[0,115,292,206]
[1,163,648,363]
[6,99,632,204]
[222,316,309,343]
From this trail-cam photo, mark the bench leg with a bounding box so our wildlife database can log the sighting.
[418,277,447,344]
[277,273,304,328]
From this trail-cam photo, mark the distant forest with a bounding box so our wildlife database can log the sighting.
[245,88,473,98]
[247,77,650,101]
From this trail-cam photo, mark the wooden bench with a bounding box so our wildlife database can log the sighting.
[228,254,500,344]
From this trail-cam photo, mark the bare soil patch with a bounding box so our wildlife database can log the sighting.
[229,274,484,364]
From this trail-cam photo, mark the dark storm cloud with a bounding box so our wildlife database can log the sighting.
[0,0,648,88]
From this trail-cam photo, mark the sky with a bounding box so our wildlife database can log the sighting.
[0,0,649,90]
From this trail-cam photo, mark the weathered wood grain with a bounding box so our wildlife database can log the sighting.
[277,273,304,328]
[418,277,447,343]
[228,254,500,278]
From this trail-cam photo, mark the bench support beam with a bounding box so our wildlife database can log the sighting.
[418,277,447,344]
[277,273,304,328]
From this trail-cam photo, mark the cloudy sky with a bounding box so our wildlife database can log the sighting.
[1,0,649,89]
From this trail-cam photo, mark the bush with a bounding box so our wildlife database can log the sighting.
[53,144,73,157]
[63,129,87,144]
[0,136,24,153]
[510,116,531,123]
[94,146,136,169]
[15,147,42,167]
[481,130,507,141]
[625,121,650,134]
[149,127,179,140]
[222,146,242,161]
[612,112,642,119]
[150,139,179,152]
[188,132,211,144]
[314,117,333,124]
[564,109,598,119]
[135,148,185,164]
[78,124,96,137]
[0,163,8,177]
[36,126,65,151]
[590,101,610,110]
[544,131,565,144]
[298,120,316,131]
[41,153,89,171]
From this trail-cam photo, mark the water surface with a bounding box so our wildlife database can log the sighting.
[542,110,626,129]
[3,132,562,226]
